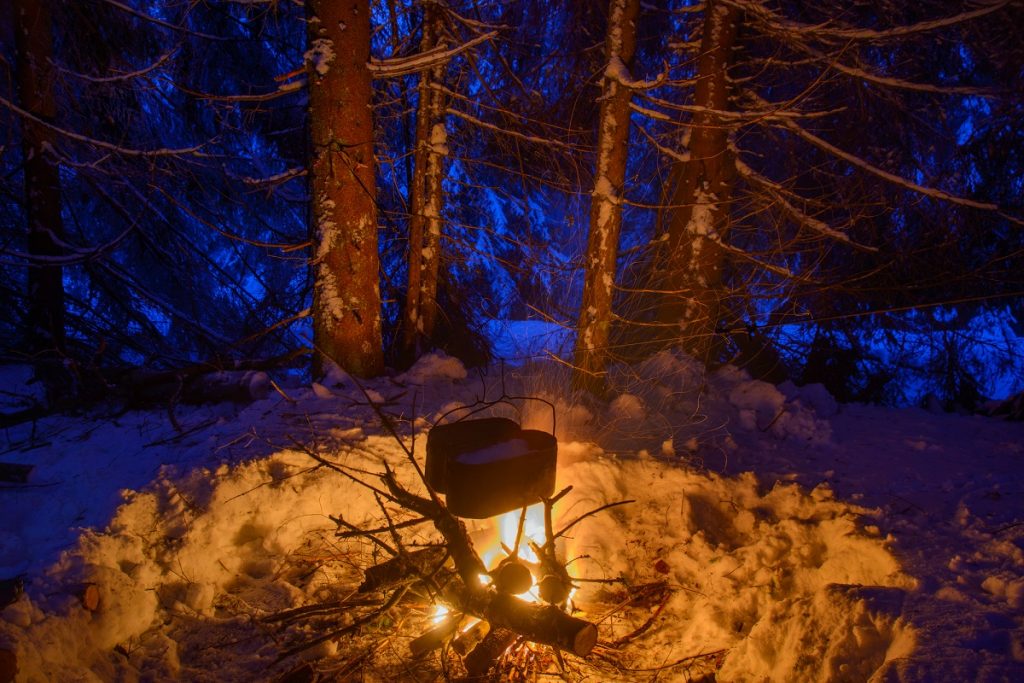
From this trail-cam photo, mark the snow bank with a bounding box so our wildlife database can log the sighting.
[559,453,914,680]
[1,440,405,681]
[2,348,1021,681]
[395,351,468,384]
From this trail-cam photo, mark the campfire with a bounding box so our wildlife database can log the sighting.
[375,415,596,675]
[286,407,616,680]
[264,397,638,679]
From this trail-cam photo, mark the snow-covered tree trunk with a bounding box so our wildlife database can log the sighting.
[657,0,741,365]
[572,0,641,394]
[401,0,448,363]
[306,0,384,378]
[14,0,65,354]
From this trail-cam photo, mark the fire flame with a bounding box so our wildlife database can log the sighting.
[479,504,546,570]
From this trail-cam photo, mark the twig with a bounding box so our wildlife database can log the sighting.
[554,500,635,540]
[608,586,674,647]
[262,595,383,624]
[332,514,397,556]
[334,515,430,538]
[275,583,411,662]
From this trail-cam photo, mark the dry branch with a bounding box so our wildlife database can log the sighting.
[358,546,448,593]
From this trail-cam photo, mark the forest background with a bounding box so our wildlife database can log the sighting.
[2,0,1023,410]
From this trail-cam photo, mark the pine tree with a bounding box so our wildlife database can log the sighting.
[572,0,641,394]
[307,0,384,378]
[13,0,64,355]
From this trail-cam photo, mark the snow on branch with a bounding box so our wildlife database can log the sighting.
[369,31,498,78]
[1,222,138,267]
[175,79,305,103]
[796,46,998,97]
[0,94,207,158]
[771,115,1019,219]
[634,123,690,164]
[727,0,1013,43]
[705,233,800,280]
[605,56,669,91]
[51,50,177,84]
[241,167,307,188]
[446,108,575,151]
[734,157,878,251]
[629,101,675,122]
[635,94,839,123]
[100,0,229,41]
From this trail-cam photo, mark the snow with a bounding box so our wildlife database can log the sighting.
[428,122,448,156]
[394,350,468,384]
[0,366,46,415]
[1,350,1022,681]
[303,38,335,77]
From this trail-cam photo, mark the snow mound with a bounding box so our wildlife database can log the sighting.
[2,349,1021,681]
[728,376,832,445]
[396,351,468,384]
[561,453,914,680]
[2,444,398,681]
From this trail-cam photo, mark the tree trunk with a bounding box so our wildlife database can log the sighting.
[657,1,741,365]
[13,0,65,355]
[572,0,641,394]
[401,1,448,363]
[307,0,384,378]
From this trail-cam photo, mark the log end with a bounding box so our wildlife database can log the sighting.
[572,623,598,657]
[80,584,100,612]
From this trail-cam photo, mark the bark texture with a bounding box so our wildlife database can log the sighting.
[572,0,641,394]
[307,0,384,378]
[401,1,449,363]
[14,0,65,354]
[658,1,741,365]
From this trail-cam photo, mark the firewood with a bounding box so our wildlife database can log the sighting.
[78,583,100,612]
[380,470,599,656]
[537,574,571,605]
[381,470,487,583]
[451,619,489,656]
[491,558,532,595]
[123,369,270,405]
[462,627,517,677]
[358,546,448,593]
[275,662,315,683]
[445,581,598,657]
[409,614,463,656]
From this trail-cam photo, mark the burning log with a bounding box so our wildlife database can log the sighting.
[452,619,489,656]
[462,627,518,677]
[491,558,532,595]
[443,579,597,657]
[379,469,599,657]
[409,614,463,657]
[287,409,602,675]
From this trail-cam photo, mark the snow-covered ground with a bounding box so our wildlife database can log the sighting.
[0,350,1021,681]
